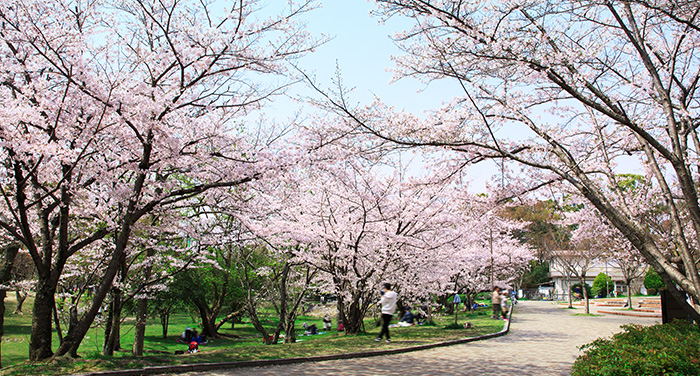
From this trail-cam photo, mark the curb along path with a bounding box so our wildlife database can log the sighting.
[181,301,659,376]
[81,308,512,376]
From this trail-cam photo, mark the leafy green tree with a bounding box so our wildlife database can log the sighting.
[504,200,570,262]
[644,268,664,295]
[148,288,188,339]
[171,246,247,338]
[591,273,613,298]
[520,261,550,289]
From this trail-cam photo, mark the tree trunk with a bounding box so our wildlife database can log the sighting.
[195,301,218,338]
[338,299,365,334]
[273,264,290,345]
[272,320,283,345]
[103,311,122,356]
[625,278,633,309]
[133,248,154,356]
[465,292,476,312]
[132,298,148,356]
[29,276,58,361]
[54,161,149,358]
[102,288,123,356]
[440,295,453,315]
[246,301,271,345]
[102,302,113,355]
[54,255,124,357]
[68,304,78,340]
[0,289,5,367]
[160,309,170,339]
[283,320,297,344]
[53,300,63,343]
[396,300,406,322]
[214,309,244,333]
[581,276,590,314]
[14,291,27,314]
[567,276,573,309]
[282,281,309,344]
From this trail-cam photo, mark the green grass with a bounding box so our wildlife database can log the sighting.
[0,297,504,376]
[571,313,602,317]
[1,297,37,368]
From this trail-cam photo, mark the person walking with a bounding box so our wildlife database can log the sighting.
[491,286,502,319]
[501,290,509,319]
[375,283,397,343]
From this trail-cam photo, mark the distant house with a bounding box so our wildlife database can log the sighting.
[548,257,646,300]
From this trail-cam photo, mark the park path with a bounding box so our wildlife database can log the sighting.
[181,301,659,376]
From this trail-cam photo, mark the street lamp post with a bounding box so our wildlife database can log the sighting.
[605,258,609,298]
[490,228,494,289]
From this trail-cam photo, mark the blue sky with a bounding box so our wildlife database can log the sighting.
[261,1,643,193]
[259,0,495,191]
[279,0,459,112]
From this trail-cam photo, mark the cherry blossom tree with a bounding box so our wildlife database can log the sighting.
[569,175,653,308]
[439,216,532,313]
[0,0,317,360]
[231,240,318,345]
[127,213,205,356]
[307,0,700,320]
[550,246,603,315]
[240,131,532,331]
[610,246,647,305]
[259,162,412,334]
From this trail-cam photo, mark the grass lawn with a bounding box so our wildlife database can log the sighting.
[0,297,505,376]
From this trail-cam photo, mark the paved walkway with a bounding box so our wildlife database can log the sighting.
[181,301,659,376]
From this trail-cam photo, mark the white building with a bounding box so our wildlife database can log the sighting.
[548,257,646,300]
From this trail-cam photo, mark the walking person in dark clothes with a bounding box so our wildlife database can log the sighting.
[375,283,397,343]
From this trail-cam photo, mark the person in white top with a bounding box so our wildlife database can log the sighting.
[375,283,397,343]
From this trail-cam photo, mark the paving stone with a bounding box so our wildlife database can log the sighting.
[179,301,659,376]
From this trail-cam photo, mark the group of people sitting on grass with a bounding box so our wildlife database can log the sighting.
[178,326,208,344]
[392,306,428,327]
[302,322,319,335]
[302,318,346,334]
[173,326,208,354]
[321,314,345,332]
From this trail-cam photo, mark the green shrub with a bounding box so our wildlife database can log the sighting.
[572,322,700,376]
